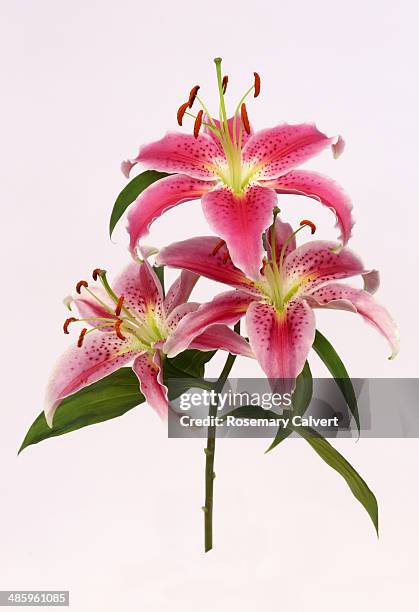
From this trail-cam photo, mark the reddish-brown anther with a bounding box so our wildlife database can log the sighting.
[115,319,126,341]
[63,317,77,334]
[77,328,88,348]
[300,219,317,234]
[92,268,105,281]
[211,239,226,256]
[241,103,251,134]
[177,101,190,126]
[188,85,200,108]
[115,295,125,316]
[222,75,228,94]
[76,280,88,294]
[253,72,261,97]
[193,110,204,138]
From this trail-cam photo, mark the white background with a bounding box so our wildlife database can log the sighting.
[1,0,419,610]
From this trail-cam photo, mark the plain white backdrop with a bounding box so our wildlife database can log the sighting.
[1,0,419,610]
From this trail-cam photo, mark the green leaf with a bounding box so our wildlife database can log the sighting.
[266,361,313,452]
[166,349,217,379]
[296,427,379,535]
[19,368,145,453]
[313,330,360,434]
[153,265,165,294]
[109,170,169,237]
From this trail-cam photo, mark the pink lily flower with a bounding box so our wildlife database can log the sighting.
[156,218,399,384]
[122,58,354,279]
[44,258,253,427]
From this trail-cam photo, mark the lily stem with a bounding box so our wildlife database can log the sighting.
[203,321,240,553]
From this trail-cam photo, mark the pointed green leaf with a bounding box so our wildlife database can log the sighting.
[109,170,169,237]
[296,426,378,535]
[313,330,360,434]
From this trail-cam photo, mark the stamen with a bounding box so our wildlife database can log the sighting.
[115,319,126,341]
[260,258,267,275]
[211,239,226,256]
[222,75,228,94]
[188,85,200,108]
[63,317,77,334]
[253,72,261,97]
[76,280,88,294]
[92,268,105,281]
[300,219,317,234]
[77,328,88,348]
[177,101,189,126]
[240,103,251,134]
[115,295,125,316]
[193,110,204,138]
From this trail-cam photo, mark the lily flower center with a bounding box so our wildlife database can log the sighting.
[177,57,261,195]
[64,268,167,350]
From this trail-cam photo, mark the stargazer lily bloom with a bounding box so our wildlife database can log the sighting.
[122,58,353,279]
[44,257,253,427]
[156,218,399,385]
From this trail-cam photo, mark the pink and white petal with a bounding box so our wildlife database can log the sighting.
[266,217,296,264]
[201,184,277,280]
[44,334,137,427]
[246,299,315,383]
[262,170,354,245]
[242,123,334,180]
[164,270,199,314]
[133,351,168,419]
[113,260,164,319]
[157,236,260,294]
[190,324,254,359]
[163,290,254,357]
[129,132,223,180]
[165,302,200,332]
[72,285,117,331]
[308,283,399,359]
[362,269,380,294]
[332,135,346,159]
[204,115,253,152]
[284,241,366,295]
[127,174,216,255]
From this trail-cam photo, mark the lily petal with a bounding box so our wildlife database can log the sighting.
[263,170,354,245]
[362,269,380,294]
[113,260,164,319]
[163,290,254,358]
[164,270,199,314]
[242,123,333,180]
[284,241,366,296]
[165,302,200,331]
[73,286,116,331]
[127,174,215,255]
[133,351,168,419]
[157,236,260,294]
[246,299,315,382]
[190,324,254,359]
[266,217,296,264]
[128,132,223,180]
[308,283,399,359]
[201,184,277,280]
[44,334,137,427]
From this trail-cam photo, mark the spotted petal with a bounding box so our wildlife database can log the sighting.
[263,170,354,245]
[308,283,399,359]
[133,351,168,419]
[44,334,138,427]
[190,324,254,359]
[113,260,164,319]
[246,299,315,383]
[128,132,223,180]
[164,290,254,358]
[242,123,334,180]
[127,174,216,255]
[164,270,199,314]
[201,184,277,280]
[157,236,260,294]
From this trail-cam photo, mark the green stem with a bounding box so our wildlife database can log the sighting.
[203,321,240,552]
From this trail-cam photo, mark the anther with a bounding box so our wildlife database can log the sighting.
[222,75,228,94]
[253,72,261,97]
[222,251,231,264]
[177,101,189,126]
[211,239,226,256]
[115,295,125,316]
[188,85,200,108]
[193,110,203,138]
[92,268,105,281]
[300,219,317,234]
[115,319,126,341]
[77,328,88,348]
[241,103,251,134]
[63,317,77,334]
[76,280,88,294]
[260,259,267,275]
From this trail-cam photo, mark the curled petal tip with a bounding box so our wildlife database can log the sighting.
[332,135,346,159]
[63,295,73,311]
[121,159,135,178]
